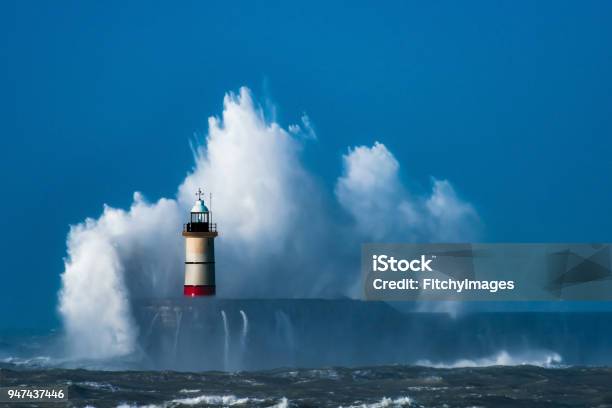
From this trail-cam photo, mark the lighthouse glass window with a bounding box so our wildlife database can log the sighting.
[192,212,208,224]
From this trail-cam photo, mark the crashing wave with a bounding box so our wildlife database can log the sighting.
[57,87,479,361]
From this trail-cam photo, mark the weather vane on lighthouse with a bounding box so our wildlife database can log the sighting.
[195,188,205,200]
[182,187,218,297]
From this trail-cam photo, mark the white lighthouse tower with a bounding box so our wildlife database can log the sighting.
[182,188,218,296]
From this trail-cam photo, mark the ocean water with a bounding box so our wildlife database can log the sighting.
[2,364,612,407]
[2,302,612,407]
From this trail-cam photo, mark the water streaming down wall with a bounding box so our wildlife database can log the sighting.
[172,310,183,359]
[134,298,612,372]
[274,310,296,365]
[239,310,248,359]
[220,310,230,370]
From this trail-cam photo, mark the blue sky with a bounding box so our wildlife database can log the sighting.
[2,1,612,329]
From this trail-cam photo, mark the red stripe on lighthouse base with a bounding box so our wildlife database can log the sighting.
[184,285,216,297]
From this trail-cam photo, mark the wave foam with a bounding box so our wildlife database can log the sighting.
[170,394,263,406]
[266,398,289,408]
[341,396,413,408]
[77,381,120,392]
[112,395,286,408]
[1,356,53,367]
[417,350,563,368]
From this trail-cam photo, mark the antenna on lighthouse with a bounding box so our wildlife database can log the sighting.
[209,192,213,223]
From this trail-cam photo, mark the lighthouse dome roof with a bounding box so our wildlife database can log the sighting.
[191,199,209,213]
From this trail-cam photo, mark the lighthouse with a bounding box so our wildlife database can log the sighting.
[182,188,218,296]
